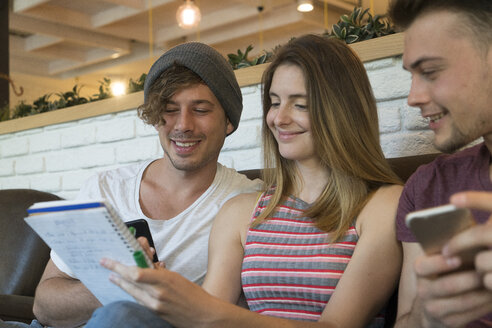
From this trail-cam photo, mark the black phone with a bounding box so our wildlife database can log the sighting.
[125,219,158,262]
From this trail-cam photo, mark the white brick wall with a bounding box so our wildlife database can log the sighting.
[0,56,439,199]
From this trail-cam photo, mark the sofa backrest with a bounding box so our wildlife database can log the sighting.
[239,153,440,182]
[0,189,61,296]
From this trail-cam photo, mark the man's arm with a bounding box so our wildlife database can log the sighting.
[396,240,492,327]
[394,242,425,327]
[33,259,101,327]
[449,191,492,291]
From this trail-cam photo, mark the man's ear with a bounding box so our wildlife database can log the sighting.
[226,119,234,135]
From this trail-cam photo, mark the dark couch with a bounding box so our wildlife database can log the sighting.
[0,189,61,323]
[0,152,439,324]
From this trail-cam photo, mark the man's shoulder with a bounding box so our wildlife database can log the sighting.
[215,164,263,192]
[93,160,152,182]
[78,160,153,199]
[410,143,485,181]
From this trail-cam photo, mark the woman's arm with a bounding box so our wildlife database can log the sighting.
[318,184,403,327]
[201,192,259,302]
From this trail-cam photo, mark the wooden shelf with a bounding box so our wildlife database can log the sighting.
[0,33,404,136]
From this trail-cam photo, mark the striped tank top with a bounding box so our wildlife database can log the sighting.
[241,188,384,326]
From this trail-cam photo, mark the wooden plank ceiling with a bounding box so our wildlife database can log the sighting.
[9,0,357,79]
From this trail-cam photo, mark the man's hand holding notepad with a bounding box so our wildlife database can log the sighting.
[25,199,153,305]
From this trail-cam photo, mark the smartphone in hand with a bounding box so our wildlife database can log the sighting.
[125,219,158,262]
[405,204,479,268]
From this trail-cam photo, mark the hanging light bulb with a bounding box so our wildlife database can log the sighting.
[297,0,313,12]
[176,0,201,29]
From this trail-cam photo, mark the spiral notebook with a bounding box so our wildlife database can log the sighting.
[25,199,153,305]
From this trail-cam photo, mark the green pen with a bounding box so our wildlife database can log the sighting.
[128,226,136,236]
[133,250,149,268]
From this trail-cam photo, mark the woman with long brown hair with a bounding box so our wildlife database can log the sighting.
[87,34,403,328]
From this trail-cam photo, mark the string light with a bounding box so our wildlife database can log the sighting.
[176,0,201,29]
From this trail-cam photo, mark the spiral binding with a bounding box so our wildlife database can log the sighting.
[102,201,153,268]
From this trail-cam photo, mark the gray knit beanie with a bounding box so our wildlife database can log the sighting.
[144,42,242,134]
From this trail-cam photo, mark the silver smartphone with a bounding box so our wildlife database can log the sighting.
[405,204,481,269]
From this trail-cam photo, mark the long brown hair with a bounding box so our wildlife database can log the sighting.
[255,35,401,242]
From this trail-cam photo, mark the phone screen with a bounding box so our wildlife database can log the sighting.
[125,219,158,262]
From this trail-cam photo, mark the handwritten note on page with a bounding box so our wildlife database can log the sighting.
[25,204,139,305]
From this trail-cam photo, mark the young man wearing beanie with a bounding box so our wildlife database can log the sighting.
[388,0,492,327]
[30,42,262,328]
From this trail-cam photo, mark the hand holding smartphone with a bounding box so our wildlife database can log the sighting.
[405,204,480,269]
[125,219,159,262]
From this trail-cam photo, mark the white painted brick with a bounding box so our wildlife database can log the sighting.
[241,85,260,96]
[45,121,77,131]
[136,120,158,137]
[369,66,411,101]
[30,131,61,153]
[1,137,29,158]
[218,155,234,168]
[116,138,159,163]
[223,121,261,151]
[0,158,14,176]
[377,100,402,133]
[17,127,43,136]
[92,113,114,122]
[96,117,135,142]
[79,145,116,168]
[78,117,98,125]
[62,170,94,191]
[242,87,262,121]
[45,149,82,172]
[220,147,262,171]
[57,190,77,200]
[0,176,30,189]
[381,131,437,158]
[116,109,138,118]
[30,174,62,192]
[61,125,96,148]
[402,104,428,130]
[15,155,45,175]
[364,57,395,71]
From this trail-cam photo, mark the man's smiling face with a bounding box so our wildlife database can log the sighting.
[403,10,492,153]
[156,83,233,172]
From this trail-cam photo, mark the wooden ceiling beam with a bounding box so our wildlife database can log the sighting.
[155,4,259,44]
[91,0,174,28]
[10,55,50,76]
[25,35,63,52]
[197,3,303,45]
[18,4,93,29]
[9,13,131,52]
[12,0,50,12]
[321,0,357,12]
[33,47,88,63]
[11,35,86,62]
[48,48,121,75]
[99,0,147,10]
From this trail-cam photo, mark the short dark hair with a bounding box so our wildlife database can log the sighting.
[389,0,492,50]
[138,64,204,126]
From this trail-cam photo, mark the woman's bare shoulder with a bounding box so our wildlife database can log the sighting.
[357,184,403,232]
[223,191,263,211]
